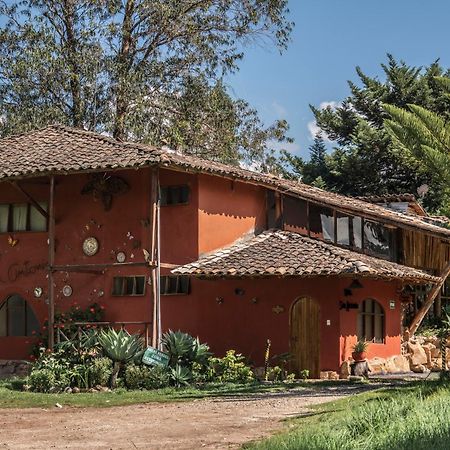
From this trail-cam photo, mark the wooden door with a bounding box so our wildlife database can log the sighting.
[290,297,320,378]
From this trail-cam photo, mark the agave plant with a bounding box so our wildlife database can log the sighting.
[98,328,143,388]
[162,330,211,368]
[169,364,192,387]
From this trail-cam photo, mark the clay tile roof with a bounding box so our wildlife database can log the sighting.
[356,193,418,203]
[0,125,449,239]
[172,230,439,284]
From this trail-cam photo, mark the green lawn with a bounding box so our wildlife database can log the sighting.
[245,380,450,450]
[0,378,303,409]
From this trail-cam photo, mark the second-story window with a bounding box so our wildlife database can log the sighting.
[0,202,48,233]
[160,185,190,206]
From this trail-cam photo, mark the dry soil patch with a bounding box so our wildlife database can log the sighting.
[0,385,373,449]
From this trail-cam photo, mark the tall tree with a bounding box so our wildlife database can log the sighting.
[384,79,450,215]
[282,55,450,212]
[0,0,293,166]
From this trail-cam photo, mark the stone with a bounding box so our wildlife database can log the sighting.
[368,357,386,374]
[411,364,428,373]
[385,355,410,373]
[340,361,350,380]
[431,359,442,372]
[431,347,441,359]
[320,371,329,380]
[328,371,339,380]
[348,375,364,382]
[407,342,427,366]
[351,361,369,378]
[72,387,80,394]
[64,387,72,394]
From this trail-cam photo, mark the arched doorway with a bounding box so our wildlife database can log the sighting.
[290,296,320,378]
[0,294,40,337]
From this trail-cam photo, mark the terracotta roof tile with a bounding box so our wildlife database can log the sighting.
[0,125,449,239]
[172,230,439,284]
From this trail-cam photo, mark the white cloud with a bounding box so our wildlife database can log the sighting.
[307,120,323,140]
[271,101,287,118]
[319,100,340,110]
[307,100,340,141]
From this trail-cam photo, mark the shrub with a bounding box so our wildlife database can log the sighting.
[162,330,211,369]
[208,350,254,383]
[266,365,283,381]
[169,364,192,387]
[125,364,170,390]
[98,328,143,388]
[29,368,57,393]
[88,357,112,387]
[29,349,72,391]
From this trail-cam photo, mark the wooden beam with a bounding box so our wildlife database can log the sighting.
[47,176,55,350]
[409,261,450,336]
[10,181,49,219]
[52,262,148,272]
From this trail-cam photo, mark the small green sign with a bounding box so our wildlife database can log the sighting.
[142,346,170,367]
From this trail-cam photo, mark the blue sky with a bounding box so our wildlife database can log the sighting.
[226,0,450,159]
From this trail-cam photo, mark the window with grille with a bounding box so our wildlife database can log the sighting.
[160,185,190,206]
[0,295,40,337]
[357,299,385,343]
[112,276,146,296]
[160,276,190,295]
[0,202,48,232]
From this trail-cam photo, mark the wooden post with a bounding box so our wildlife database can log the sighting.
[150,168,161,348]
[47,175,55,350]
[409,261,450,336]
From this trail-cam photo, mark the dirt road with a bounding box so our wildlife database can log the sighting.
[0,385,370,449]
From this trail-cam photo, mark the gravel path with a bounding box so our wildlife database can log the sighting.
[0,385,374,449]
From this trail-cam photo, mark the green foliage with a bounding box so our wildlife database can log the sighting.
[352,340,369,353]
[32,302,105,357]
[161,330,211,369]
[266,365,283,382]
[208,350,255,383]
[124,364,170,390]
[299,369,309,380]
[169,365,193,388]
[281,55,450,213]
[88,357,113,387]
[384,96,450,216]
[28,369,57,393]
[98,329,143,363]
[0,0,293,168]
[248,383,450,450]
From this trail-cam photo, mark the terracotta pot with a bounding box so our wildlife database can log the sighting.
[352,351,367,361]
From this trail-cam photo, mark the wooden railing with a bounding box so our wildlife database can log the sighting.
[55,321,151,348]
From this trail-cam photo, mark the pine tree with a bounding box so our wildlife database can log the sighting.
[281,55,450,212]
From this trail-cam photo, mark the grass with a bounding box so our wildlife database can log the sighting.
[0,377,306,409]
[245,380,450,450]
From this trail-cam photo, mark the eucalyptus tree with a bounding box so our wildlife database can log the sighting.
[0,0,293,165]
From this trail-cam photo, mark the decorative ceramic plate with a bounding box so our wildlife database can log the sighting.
[82,237,99,256]
[62,285,73,297]
[116,251,126,263]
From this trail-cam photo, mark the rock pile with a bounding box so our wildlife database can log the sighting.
[403,335,447,373]
[0,360,30,378]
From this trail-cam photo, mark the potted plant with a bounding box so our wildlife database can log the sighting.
[352,340,368,361]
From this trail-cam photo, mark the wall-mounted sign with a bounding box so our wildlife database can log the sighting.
[389,300,396,310]
[82,237,99,256]
[34,287,43,298]
[142,347,170,367]
[0,261,47,283]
